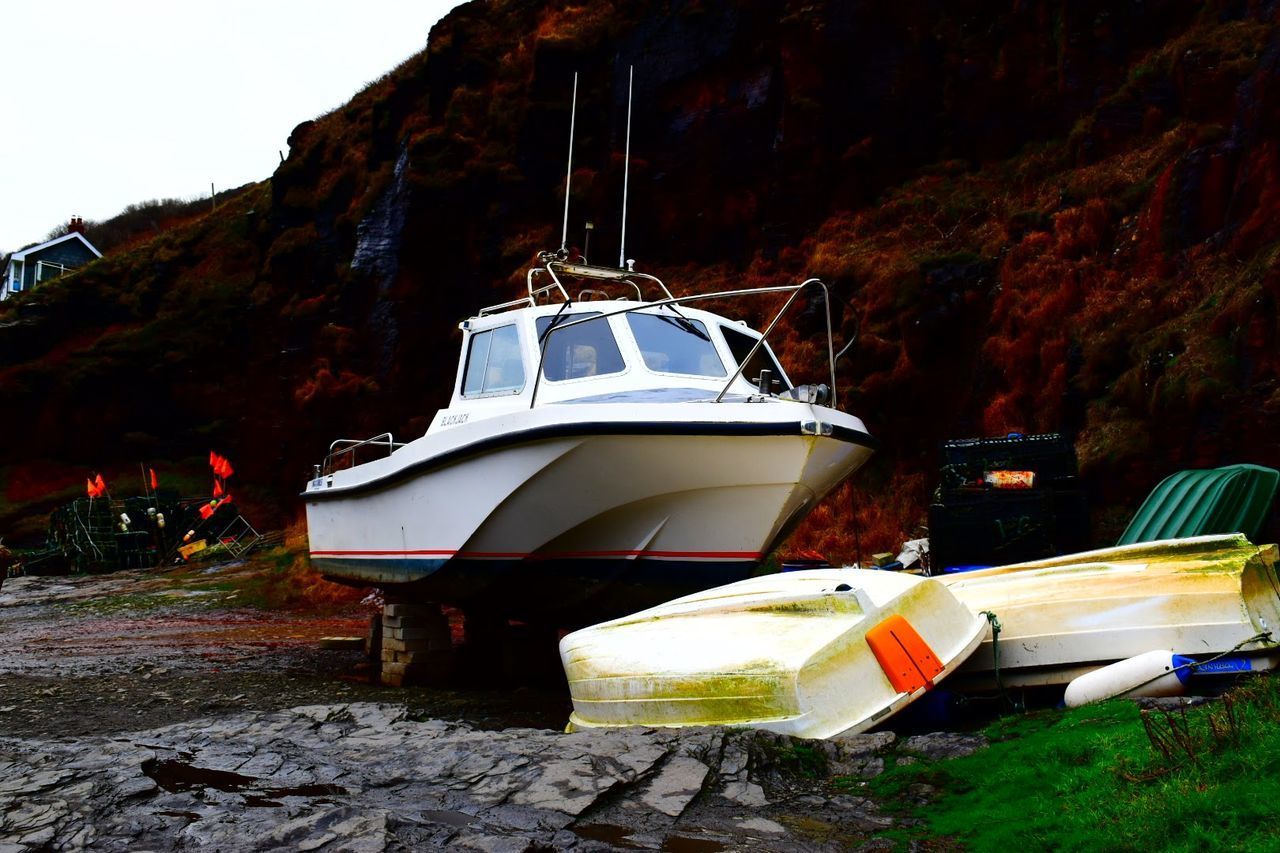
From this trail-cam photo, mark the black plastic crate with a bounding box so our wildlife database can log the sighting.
[939,433,1079,493]
[929,487,1089,571]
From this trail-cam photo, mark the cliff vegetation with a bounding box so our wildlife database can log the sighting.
[2,0,1278,560]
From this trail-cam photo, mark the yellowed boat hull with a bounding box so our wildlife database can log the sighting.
[938,534,1280,688]
[560,569,988,739]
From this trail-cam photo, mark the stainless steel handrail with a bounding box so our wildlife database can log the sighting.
[551,263,673,302]
[528,278,836,409]
[713,279,832,403]
[538,264,573,306]
[624,272,675,301]
[478,260,672,317]
[323,432,405,475]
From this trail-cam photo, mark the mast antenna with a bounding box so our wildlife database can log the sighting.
[618,65,634,270]
[560,72,579,254]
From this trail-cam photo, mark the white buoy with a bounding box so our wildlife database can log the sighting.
[1059,650,1187,701]
[1064,650,1194,708]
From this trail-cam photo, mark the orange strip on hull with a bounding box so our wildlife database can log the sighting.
[866,614,944,693]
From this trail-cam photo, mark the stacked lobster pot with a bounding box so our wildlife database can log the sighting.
[928,433,1090,574]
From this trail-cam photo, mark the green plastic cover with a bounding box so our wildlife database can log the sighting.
[1117,464,1280,546]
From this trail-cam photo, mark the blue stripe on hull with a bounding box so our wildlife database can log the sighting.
[312,555,759,622]
[312,556,451,584]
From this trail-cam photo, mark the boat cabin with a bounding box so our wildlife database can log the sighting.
[431,300,793,432]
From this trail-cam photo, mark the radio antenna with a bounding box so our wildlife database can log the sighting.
[560,73,579,254]
[618,64,634,269]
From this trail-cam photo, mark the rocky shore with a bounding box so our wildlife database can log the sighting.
[0,563,988,851]
[0,701,986,851]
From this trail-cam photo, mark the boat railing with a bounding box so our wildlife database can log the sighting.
[477,255,674,316]
[321,432,405,475]
[578,285,642,301]
[529,278,836,408]
[549,261,674,302]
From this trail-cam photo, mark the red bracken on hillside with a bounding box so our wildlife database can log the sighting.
[0,0,1277,559]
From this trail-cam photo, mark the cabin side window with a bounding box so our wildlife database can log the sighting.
[626,313,726,377]
[721,326,791,391]
[462,325,526,396]
[535,312,626,381]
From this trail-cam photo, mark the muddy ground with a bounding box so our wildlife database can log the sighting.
[0,560,570,739]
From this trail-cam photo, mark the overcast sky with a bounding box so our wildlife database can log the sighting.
[0,0,463,255]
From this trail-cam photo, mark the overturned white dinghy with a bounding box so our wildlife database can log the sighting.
[939,534,1280,689]
[560,569,988,739]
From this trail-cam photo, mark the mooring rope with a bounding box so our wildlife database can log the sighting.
[979,610,1023,712]
[1121,631,1275,697]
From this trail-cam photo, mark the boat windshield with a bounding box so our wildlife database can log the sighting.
[627,312,727,377]
[462,324,525,396]
[721,325,791,391]
[536,312,626,381]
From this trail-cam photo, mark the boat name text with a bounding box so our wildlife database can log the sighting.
[440,413,470,427]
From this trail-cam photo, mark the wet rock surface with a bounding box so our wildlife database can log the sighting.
[899,732,990,762]
[0,703,913,851]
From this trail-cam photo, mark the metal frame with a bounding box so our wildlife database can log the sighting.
[323,432,405,475]
[478,257,675,317]
[529,278,835,408]
[215,514,263,558]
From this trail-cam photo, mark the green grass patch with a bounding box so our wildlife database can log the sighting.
[50,544,364,616]
[193,545,364,612]
[860,675,1280,851]
[65,591,212,614]
[774,741,830,779]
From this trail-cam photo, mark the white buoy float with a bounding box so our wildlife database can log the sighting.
[1063,650,1194,708]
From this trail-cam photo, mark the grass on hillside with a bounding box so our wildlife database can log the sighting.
[860,675,1280,851]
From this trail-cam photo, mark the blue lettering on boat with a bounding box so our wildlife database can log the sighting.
[1193,657,1252,674]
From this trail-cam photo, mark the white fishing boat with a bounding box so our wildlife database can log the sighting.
[938,534,1280,688]
[559,569,988,738]
[303,258,876,620]
[304,72,875,621]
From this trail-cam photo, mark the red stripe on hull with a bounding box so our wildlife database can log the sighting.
[309,548,762,560]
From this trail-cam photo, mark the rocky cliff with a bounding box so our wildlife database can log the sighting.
[2,0,1278,557]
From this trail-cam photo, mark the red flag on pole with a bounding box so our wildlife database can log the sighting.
[199,502,215,519]
[150,468,158,490]
[94,474,107,496]
[86,478,95,498]
[206,452,235,480]
[213,479,224,497]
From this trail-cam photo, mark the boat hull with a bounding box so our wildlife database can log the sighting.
[306,417,873,620]
[560,569,988,739]
[938,534,1280,688]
